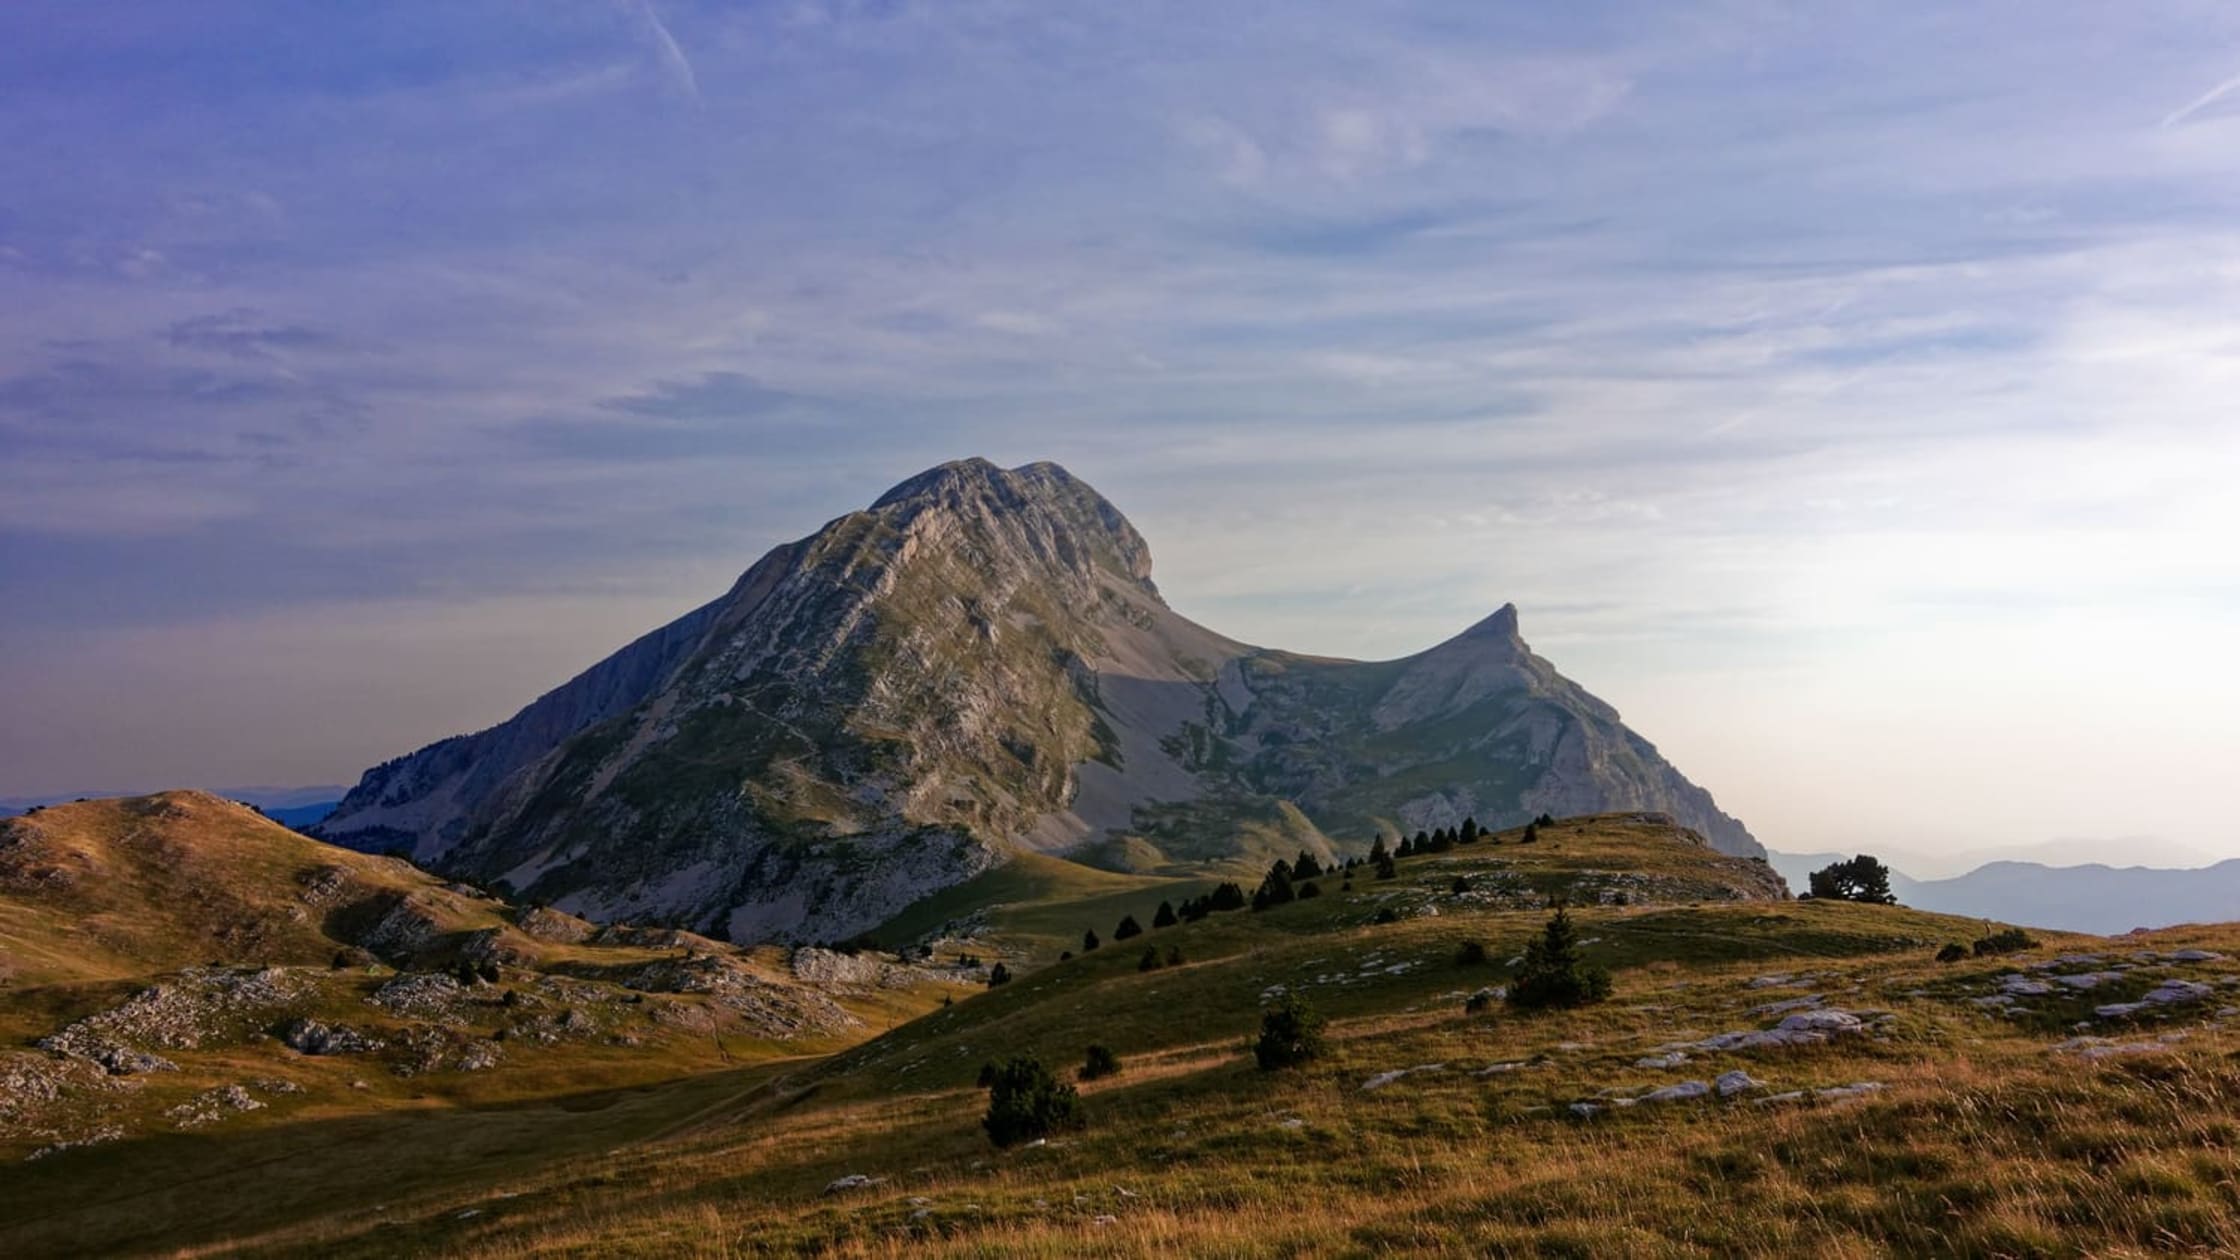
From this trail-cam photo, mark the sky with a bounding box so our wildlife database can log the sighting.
[2,1,2237,869]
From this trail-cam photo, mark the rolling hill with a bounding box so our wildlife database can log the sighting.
[12,807,2239,1257]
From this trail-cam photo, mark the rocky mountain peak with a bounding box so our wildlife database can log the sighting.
[865,458,1158,600]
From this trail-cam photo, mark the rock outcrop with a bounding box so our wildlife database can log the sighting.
[321,459,1763,942]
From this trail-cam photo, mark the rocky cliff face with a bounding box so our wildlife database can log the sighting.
[321,459,1762,941]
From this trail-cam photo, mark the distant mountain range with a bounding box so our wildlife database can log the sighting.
[1768,850,2240,936]
[1,785,343,827]
[318,458,1762,943]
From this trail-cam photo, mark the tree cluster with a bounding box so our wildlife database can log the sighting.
[1806,855,1898,904]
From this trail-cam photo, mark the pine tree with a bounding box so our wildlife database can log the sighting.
[1114,914,1144,940]
[1251,863,1296,911]
[1506,906,1612,1010]
[1369,834,1390,864]
[1209,882,1248,912]
[1083,928,1101,952]
[987,961,1013,988]
[1460,817,1480,843]
[1153,899,1178,929]
[1521,823,1539,844]
[1138,946,1161,972]
[1293,850,1323,880]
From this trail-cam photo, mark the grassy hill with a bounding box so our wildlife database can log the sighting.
[0,792,974,1226]
[16,810,2237,1255]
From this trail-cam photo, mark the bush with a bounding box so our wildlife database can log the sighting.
[1297,880,1322,899]
[1114,914,1144,941]
[1506,906,1611,1011]
[1464,988,1497,1014]
[987,962,1013,987]
[1521,823,1539,844]
[1138,946,1162,972]
[1375,856,1396,880]
[1973,927,2038,957]
[1081,1044,1121,1081]
[1455,940,1489,966]
[1059,950,1074,962]
[1373,906,1400,925]
[1164,945,1183,968]
[1253,992,1326,1071]
[976,1061,999,1088]
[1935,942,1968,964]
[1808,854,1899,904]
[1450,875,1470,895]
[981,1056,1081,1147]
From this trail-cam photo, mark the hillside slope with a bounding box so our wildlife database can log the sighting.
[319,458,1760,944]
[14,813,2240,1257]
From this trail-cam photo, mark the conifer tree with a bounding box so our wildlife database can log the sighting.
[1114,913,1144,940]
[1153,899,1179,928]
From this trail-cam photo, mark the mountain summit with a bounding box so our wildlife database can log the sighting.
[320,460,1761,941]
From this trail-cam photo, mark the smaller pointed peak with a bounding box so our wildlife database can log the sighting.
[1461,602,1521,642]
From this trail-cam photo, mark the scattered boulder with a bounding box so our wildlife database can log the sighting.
[1639,1080,1711,1103]
[824,1173,885,1195]
[2096,980,2215,1020]
[280,1018,384,1056]
[1361,1063,1444,1092]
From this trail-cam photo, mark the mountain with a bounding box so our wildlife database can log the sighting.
[320,458,1761,943]
[1770,849,2240,935]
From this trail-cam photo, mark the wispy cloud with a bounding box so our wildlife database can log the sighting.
[625,0,700,102]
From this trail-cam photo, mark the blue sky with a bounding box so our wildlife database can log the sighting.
[3,2,2237,867]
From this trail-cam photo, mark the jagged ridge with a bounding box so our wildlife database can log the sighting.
[320,459,1762,942]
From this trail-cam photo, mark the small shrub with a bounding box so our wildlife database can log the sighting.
[1373,906,1400,925]
[1464,988,1497,1014]
[981,1056,1082,1147]
[477,961,501,984]
[987,962,1013,988]
[1253,992,1326,1071]
[1506,906,1611,1011]
[1297,880,1322,899]
[1521,823,1539,844]
[1972,927,2038,957]
[1455,940,1489,966]
[1450,875,1470,895]
[1935,942,1968,964]
[1138,946,1161,972]
[1375,856,1396,880]
[1164,945,1183,968]
[976,1061,999,1088]
[1083,929,1101,952]
[1081,1044,1121,1081]
[1059,950,1074,962]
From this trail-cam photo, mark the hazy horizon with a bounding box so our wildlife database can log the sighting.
[4,4,2236,866]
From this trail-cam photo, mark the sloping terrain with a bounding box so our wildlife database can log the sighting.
[15,814,2237,1257]
[0,794,971,1174]
[319,458,1760,944]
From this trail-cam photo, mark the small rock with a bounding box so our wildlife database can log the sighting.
[823,1173,884,1195]
[1714,1070,1761,1098]
[1639,1080,1712,1104]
